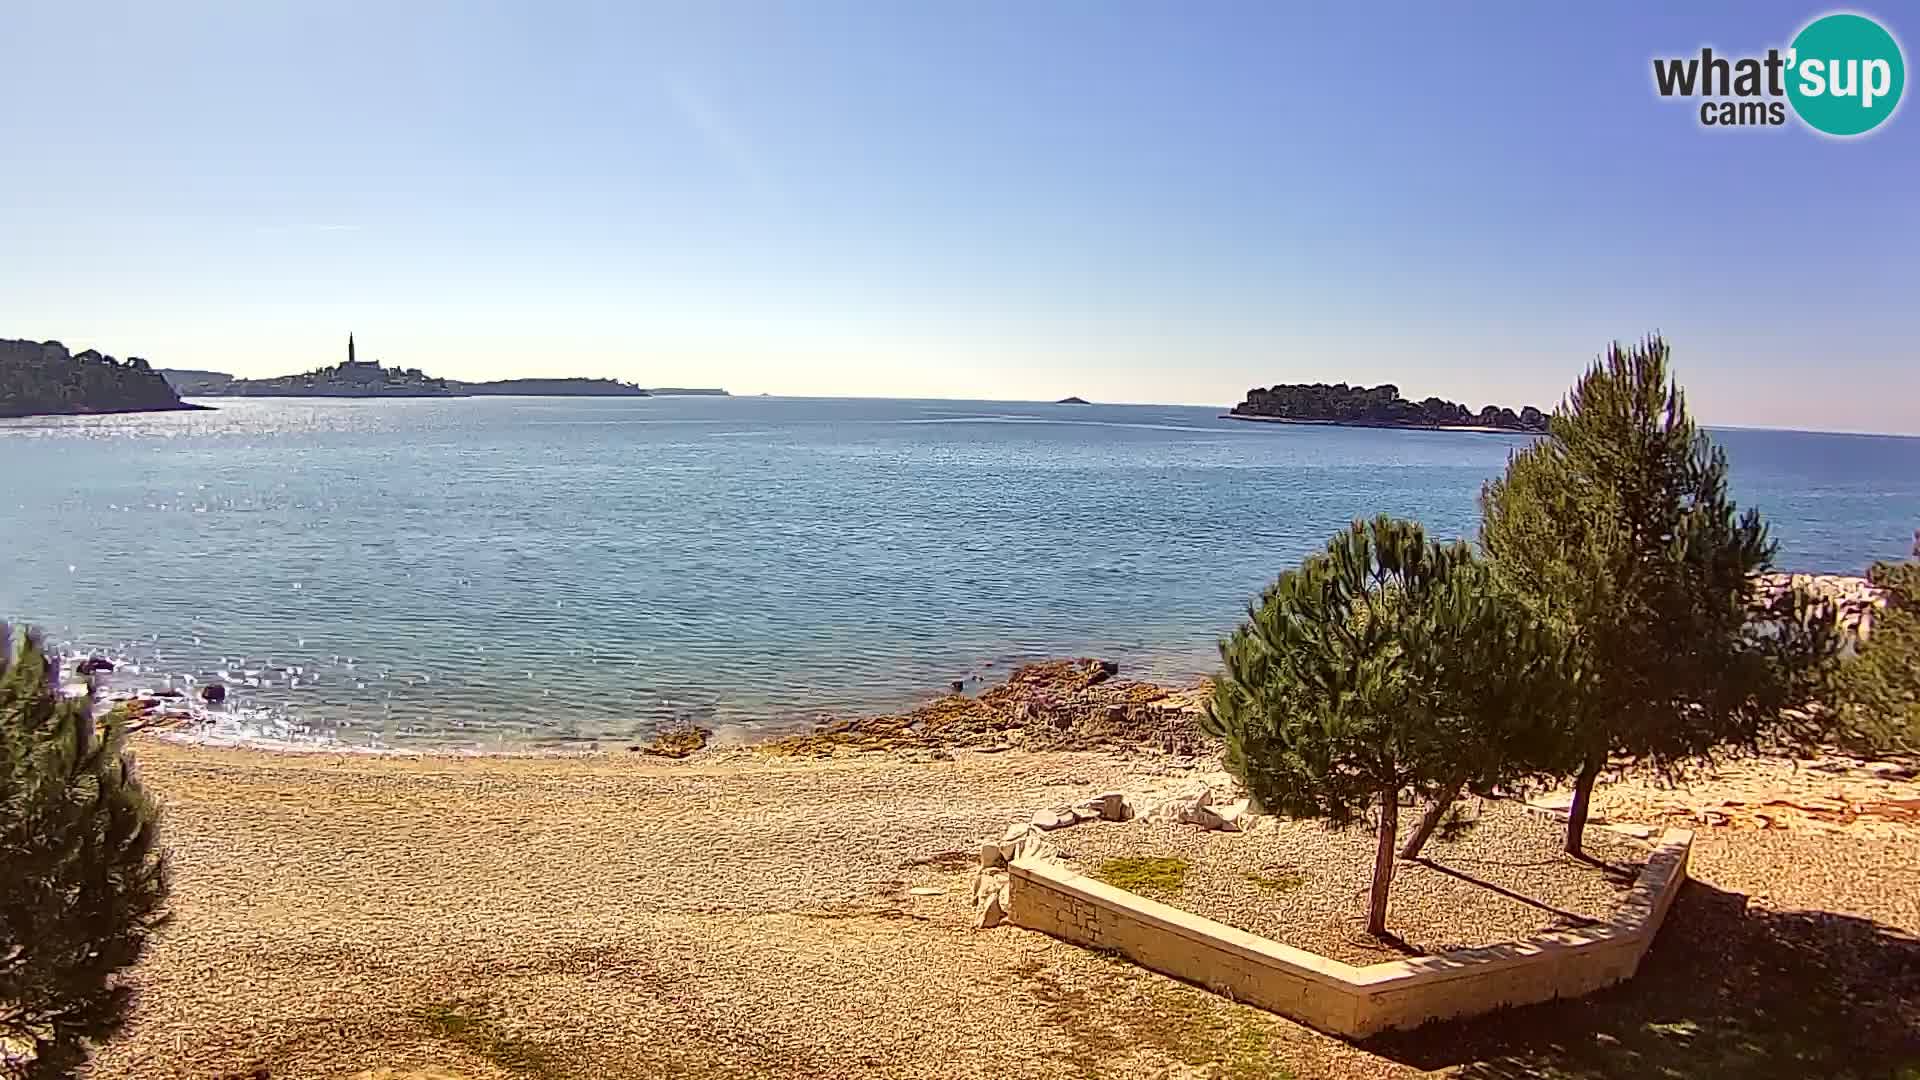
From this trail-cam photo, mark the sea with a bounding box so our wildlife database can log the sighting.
[2,396,1916,750]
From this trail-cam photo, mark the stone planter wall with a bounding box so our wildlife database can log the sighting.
[1007,827,1692,1038]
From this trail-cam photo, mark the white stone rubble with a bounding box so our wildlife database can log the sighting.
[971,766,1265,929]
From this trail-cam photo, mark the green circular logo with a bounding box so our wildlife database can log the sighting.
[1787,13,1906,136]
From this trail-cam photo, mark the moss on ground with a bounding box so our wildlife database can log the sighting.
[1013,958,1292,1080]
[1096,855,1189,895]
[414,1001,568,1079]
[1241,869,1306,893]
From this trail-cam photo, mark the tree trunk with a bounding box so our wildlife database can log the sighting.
[1368,787,1399,937]
[1564,749,1606,857]
[1400,776,1463,861]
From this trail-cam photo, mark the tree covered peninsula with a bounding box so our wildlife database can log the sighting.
[1,338,202,419]
[1229,382,1547,432]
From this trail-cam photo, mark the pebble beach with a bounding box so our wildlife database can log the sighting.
[88,732,1920,1080]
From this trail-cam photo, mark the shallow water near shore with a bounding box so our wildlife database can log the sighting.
[4,396,1916,750]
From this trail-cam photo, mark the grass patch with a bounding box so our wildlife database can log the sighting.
[1096,855,1190,895]
[1242,869,1306,893]
[414,1001,568,1079]
[1013,958,1291,1080]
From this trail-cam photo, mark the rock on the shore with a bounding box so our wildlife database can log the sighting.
[1754,572,1888,642]
[761,656,1213,757]
[981,774,1255,876]
[1213,798,1254,831]
[1130,772,1259,832]
[986,823,1062,868]
[975,890,1007,929]
[1031,807,1077,831]
[1139,781,1215,823]
[638,723,711,759]
[971,867,1011,928]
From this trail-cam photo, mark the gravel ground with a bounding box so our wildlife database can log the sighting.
[1052,800,1648,965]
[1370,767,1920,1079]
[81,741,1920,1079]
[90,742,1410,1080]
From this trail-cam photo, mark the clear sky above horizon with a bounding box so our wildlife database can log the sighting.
[4,1,1916,433]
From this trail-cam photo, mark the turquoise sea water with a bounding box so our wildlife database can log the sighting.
[2,396,1916,749]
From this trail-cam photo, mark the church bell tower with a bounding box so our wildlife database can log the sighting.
[348,333,356,365]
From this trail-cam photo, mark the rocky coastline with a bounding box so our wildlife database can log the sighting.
[1,338,205,419]
[89,565,1886,754]
[761,658,1212,758]
[90,653,1212,758]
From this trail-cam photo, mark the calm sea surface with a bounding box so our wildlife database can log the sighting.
[3,396,1916,749]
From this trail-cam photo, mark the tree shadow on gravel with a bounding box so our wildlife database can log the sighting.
[1362,880,1920,1079]
[1412,857,1604,927]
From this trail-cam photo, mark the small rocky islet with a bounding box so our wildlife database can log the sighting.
[1228,381,1548,432]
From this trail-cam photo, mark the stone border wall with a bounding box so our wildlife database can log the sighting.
[1008,827,1692,1038]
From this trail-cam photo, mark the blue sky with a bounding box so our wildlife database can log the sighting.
[3,1,1915,432]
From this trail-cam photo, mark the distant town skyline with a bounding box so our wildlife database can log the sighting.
[4,2,1915,434]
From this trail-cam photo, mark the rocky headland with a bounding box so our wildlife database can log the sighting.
[1,338,205,418]
[161,367,719,398]
[1229,382,1547,432]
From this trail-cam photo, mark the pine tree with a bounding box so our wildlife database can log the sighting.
[1203,517,1568,936]
[1835,531,1920,751]
[1,628,171,1079]
[1480,336,1836,856]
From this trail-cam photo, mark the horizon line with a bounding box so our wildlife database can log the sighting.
[168,387,1920,440]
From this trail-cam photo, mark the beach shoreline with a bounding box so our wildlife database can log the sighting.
[92,731,1920,1079]
[110,655,1216,759]
[102,566,1885,759]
